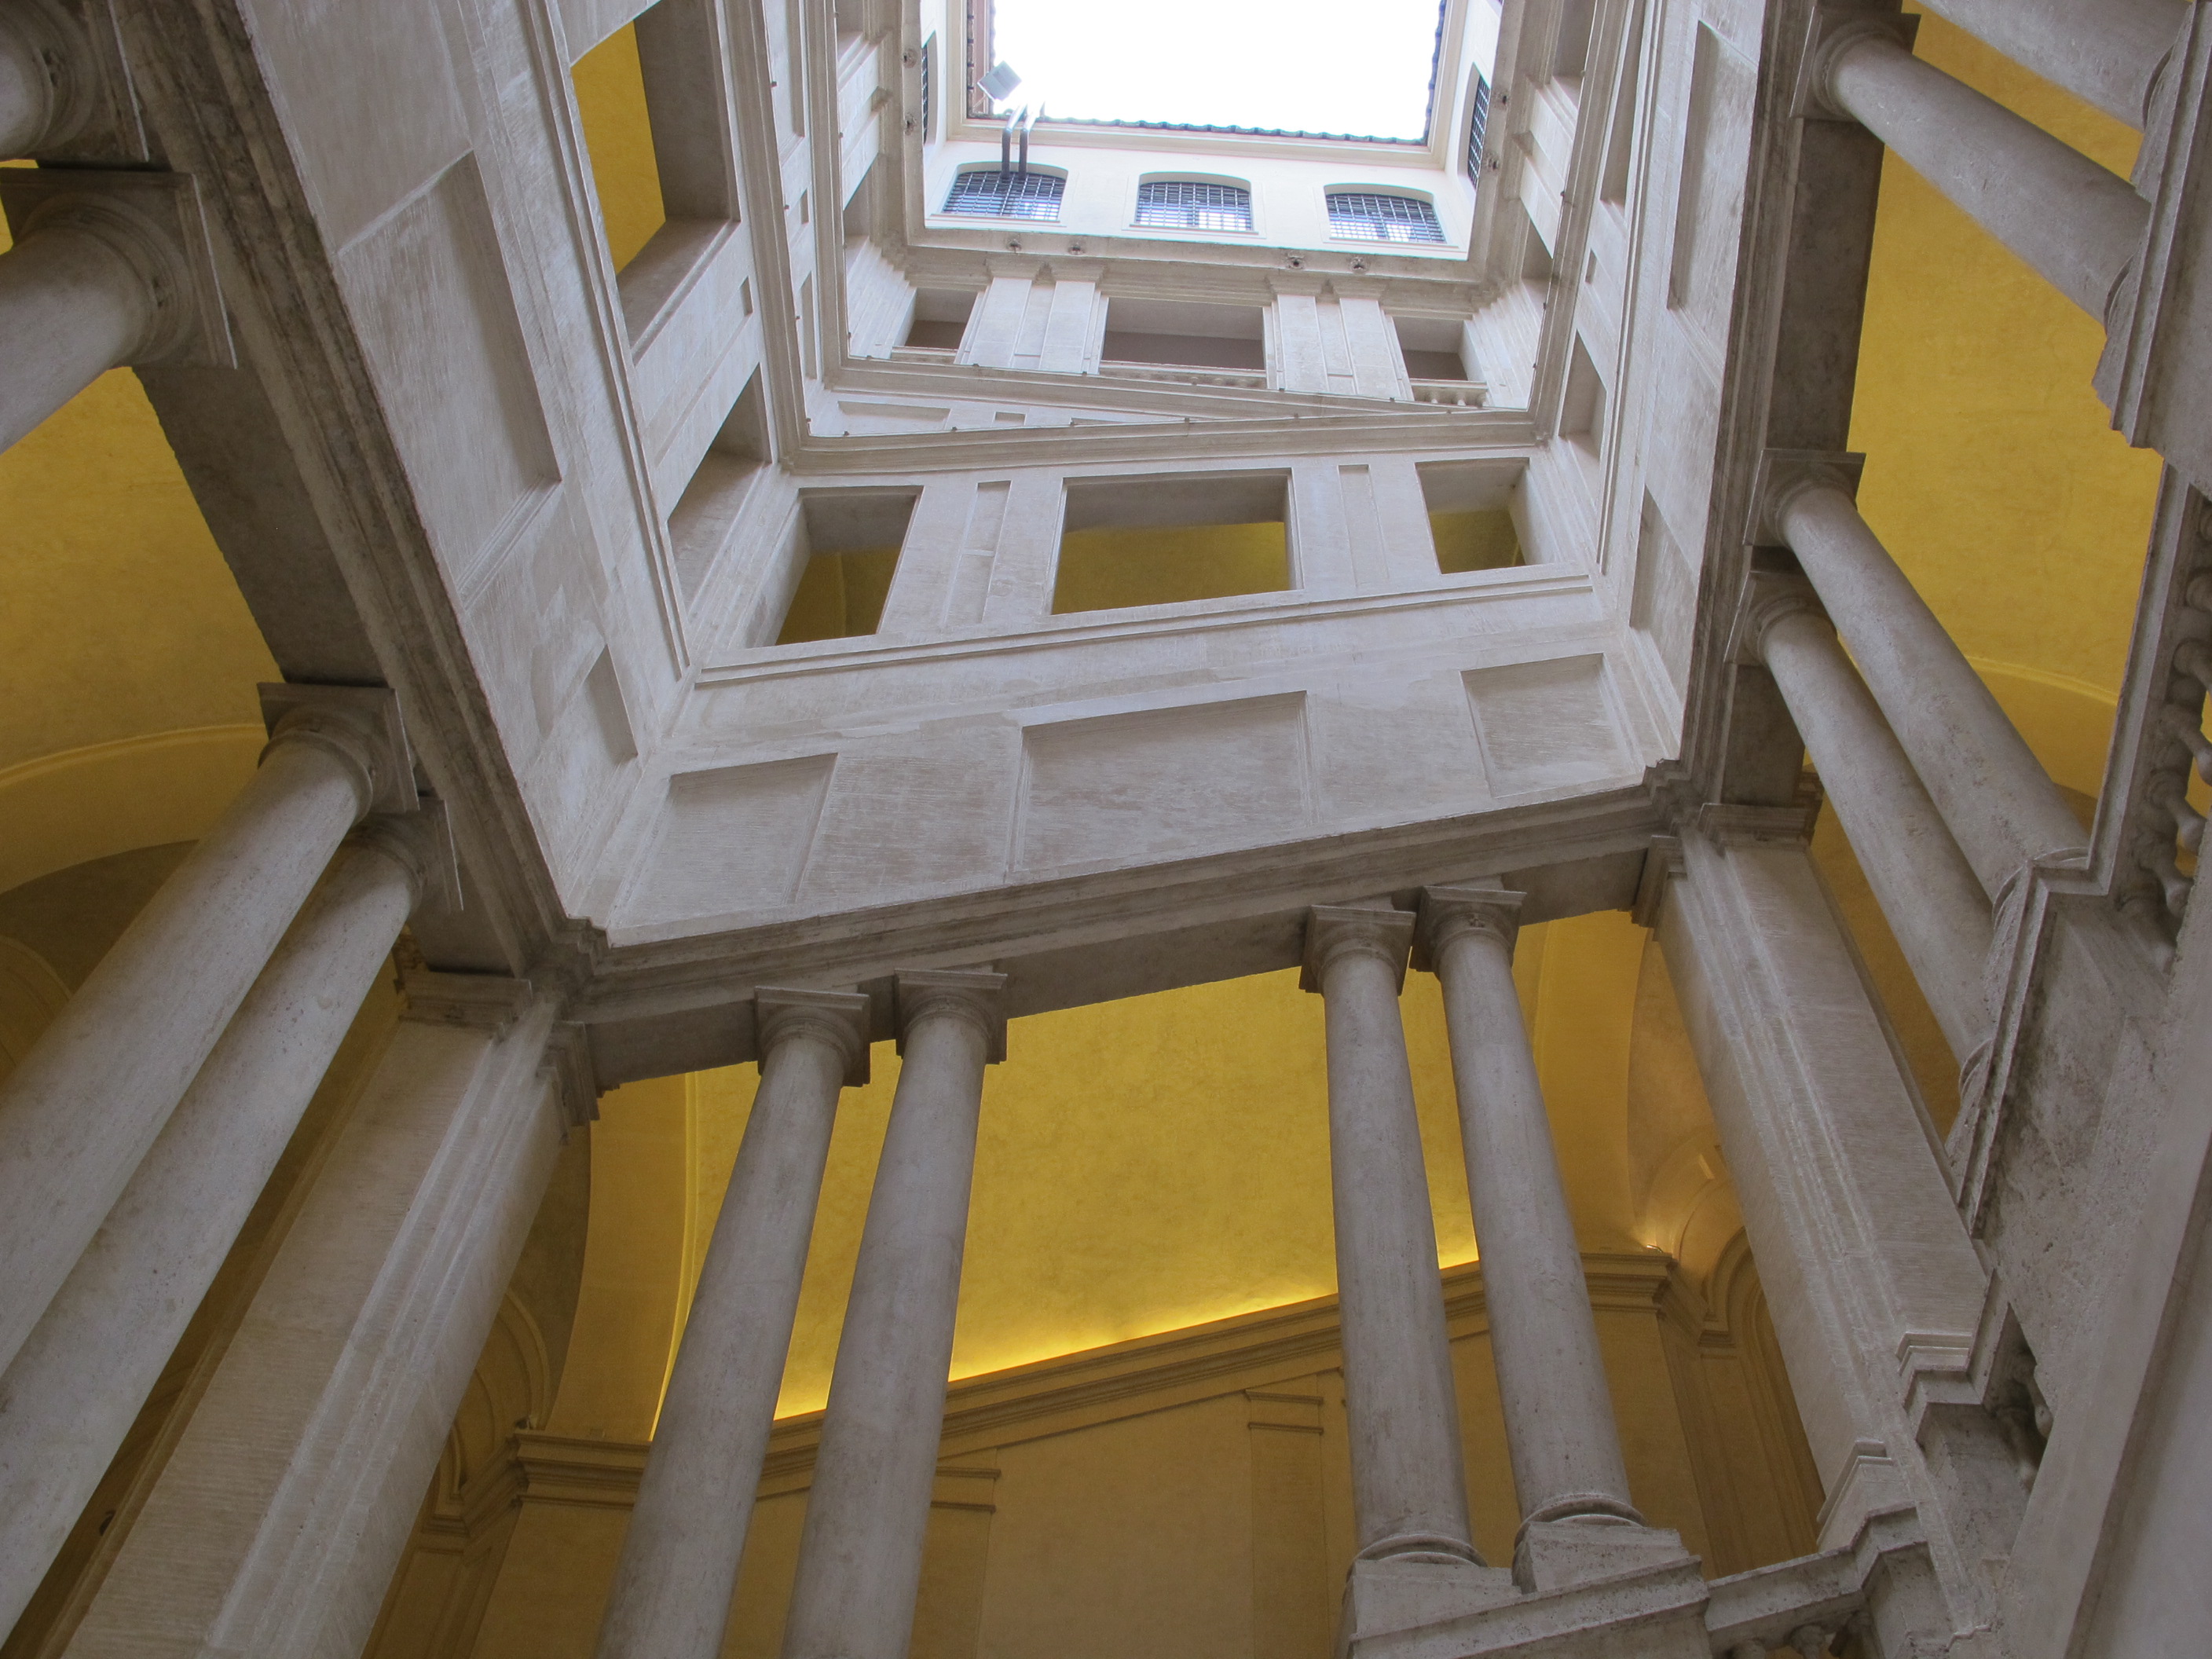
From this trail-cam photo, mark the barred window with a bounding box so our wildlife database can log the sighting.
[1133,180,1254,233]
[942,168,1065,220]
[1325,191,1445,244]
[919,35,932,141]
[1464,72,1492,181]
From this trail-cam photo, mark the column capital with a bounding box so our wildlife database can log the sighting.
[1630,837,1687,929]
[540,1021,601,1127]
[756,987,873,1086]
[1725,569,1830,668]
[1300,904,1414,994]
[1328,276,1390,302]
[0,167,232,364]
[346,798,460,914]
[1038,258,1105,284]
[1747,448,1866,546]
[1268,270,1328,297]
[982,255,1045,279]
[260,683,419,816]
[1792,5,1920,121]
[895,969,1008,1062]
[1412,884,1525,972]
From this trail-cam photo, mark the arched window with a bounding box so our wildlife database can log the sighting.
[942,168,1065,221]
[1325,190,1445,244]
[1133,180,1254,233]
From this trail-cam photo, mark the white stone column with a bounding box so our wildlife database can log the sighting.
[1650,821,2005,1624]
[0,686,407,1382]
[1763,460,2086,897]
[780,969,1004,1659]
[61,976,581,1659]
[1744,577,1995,1063]
[1415,888,1639,1529]
[0,818,439,1635]
[1913,0,2184,128]
[595,987,870,1659]
[1302,906,1478,1566]
[1813,20,2148,319]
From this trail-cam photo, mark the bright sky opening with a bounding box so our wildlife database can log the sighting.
[988,0,1453,141]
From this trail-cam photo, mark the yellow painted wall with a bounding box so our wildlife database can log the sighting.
[1051,522,1291,614]
[571,25,667,271]
[776,548,903,643]
[1428,508,1522,573]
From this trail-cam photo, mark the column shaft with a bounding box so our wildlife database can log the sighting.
[0,837,420,1634]
[594,991,866,1659]
[1780,482,2085,895]
[1760,606,1995,1060]
[1424,898,1637,1526]
[1826,34,2148,318]
[0,214,160,452]
[780,972,1002,1659]
[1914,0,2183,127]
[62,994,570,1659]
[1306,907,1477,1562]
[0,726,374,1379]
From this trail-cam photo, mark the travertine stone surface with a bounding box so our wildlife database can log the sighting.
[1747,580,1994,1061]
[1303,905,1479,1565]
[0,831,423,1635]
[780,970,1004,1659]
[63,994,566,1659]
[592,988,869,1659]
[1418,887,1643,1532]
[0,709,379,1383]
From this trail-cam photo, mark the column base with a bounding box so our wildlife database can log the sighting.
[1338,1556,1520,1655]
[1513,1517,1693,1595]
[1343,1550,1708,1659]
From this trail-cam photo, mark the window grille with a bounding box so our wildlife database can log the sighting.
[1464,72,1491,181]
[1133,180,1254,233]
[1326,191,1446,244]
[942,168,1064,220]
[919,36,932,140]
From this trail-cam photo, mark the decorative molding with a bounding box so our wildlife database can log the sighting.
[538,1020,600,1128]
[1630,837,1685,931]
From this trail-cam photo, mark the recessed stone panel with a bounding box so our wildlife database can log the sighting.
[624,755,836,924]
[1014,694,1311,873]
[1463,657,1629,797]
